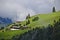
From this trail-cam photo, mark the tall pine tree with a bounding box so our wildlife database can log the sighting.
[52,7,56,12]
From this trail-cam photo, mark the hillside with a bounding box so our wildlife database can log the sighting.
[0,11,60,40]
[21,11,60,28]
[13,20,60,40]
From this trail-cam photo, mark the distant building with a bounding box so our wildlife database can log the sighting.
[16,21,21,23]
[10,25,20,30]
[21,26,28,30]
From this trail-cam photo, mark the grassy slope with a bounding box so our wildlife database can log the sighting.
[0,11,60,40]
[21,11,60,28]
[0,30,28,40]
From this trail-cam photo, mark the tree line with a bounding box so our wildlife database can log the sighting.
[12,18,60,40]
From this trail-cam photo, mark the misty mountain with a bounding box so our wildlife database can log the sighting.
[0,17,12,27]
[0,17,12,24]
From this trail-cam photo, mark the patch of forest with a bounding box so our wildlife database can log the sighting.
[12,19,60,40]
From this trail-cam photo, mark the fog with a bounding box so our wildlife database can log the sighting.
[0,0,60,21]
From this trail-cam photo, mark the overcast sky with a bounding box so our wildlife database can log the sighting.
[0,0,60,21]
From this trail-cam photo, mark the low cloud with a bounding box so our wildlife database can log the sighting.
[0,0,60,21]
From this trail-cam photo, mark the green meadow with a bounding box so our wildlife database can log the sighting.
[0,11,60,40]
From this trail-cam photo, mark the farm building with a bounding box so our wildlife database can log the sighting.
[10,25,20,30]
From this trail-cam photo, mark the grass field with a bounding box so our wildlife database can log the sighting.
[0,30,28,40]
[21,11,60,28]
[0,11,60,40]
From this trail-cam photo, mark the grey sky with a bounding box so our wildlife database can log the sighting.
[0,0,60,21]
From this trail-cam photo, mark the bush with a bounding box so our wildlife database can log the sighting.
[32,16,39,21]
[0,27,4,30]
[26,19,30,25]
[26,14,30,19]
